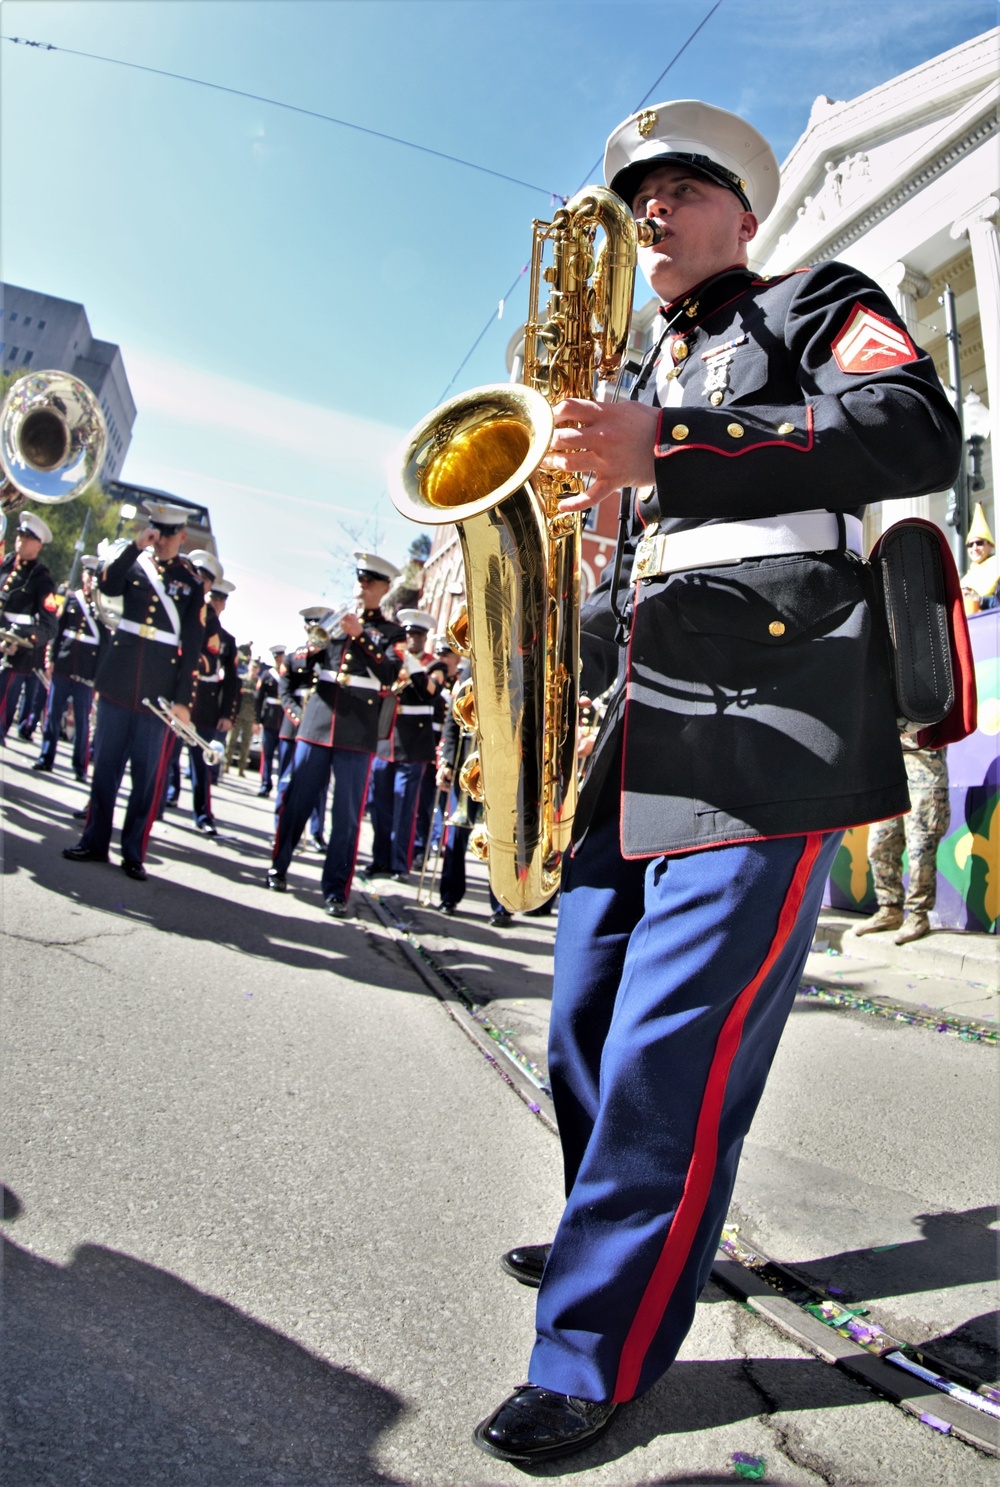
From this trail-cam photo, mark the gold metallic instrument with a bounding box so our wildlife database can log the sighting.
[143,695,225,766]
[0,370,107,516]
[390,188,656,911]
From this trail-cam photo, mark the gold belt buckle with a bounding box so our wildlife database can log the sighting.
[139,622,156,639]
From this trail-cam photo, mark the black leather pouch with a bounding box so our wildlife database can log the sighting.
[871,520,954,730]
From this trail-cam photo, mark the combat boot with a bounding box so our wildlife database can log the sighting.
[895,912,930,944]
[854,905,904,935]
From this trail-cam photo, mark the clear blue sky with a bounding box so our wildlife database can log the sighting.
[1,0,993,645]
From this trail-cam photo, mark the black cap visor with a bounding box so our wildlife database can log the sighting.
[612,152,751,213]
[150,521,183,536]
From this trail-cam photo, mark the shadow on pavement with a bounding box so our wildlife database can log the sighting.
[786,1206,999,1381]
[2,1227,407,1487]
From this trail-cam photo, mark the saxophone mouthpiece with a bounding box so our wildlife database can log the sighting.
[636,217,666,246]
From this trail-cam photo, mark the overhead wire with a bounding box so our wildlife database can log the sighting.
[435,0,726,402]
[0,33,563,199]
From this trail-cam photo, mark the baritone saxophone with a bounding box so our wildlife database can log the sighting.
[389,188,659,912]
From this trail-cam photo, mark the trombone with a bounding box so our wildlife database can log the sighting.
[143,695,224,766]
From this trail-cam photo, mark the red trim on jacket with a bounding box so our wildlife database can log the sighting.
[654,403,815,459]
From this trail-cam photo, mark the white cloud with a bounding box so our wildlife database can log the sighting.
[125,348,407,479]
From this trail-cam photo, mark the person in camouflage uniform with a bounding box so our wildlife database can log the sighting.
[224,656,259,775]
[856,741,949,944]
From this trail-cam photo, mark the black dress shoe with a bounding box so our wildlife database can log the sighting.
[266,869,287,892]
[489,909,513,927]
[436,902,456,916]
[500,1242,551,1288]
[473,1385,616,1463]
[62,844,108,863]
[196,820,219,837]
[121,860,147,881]
[324,896,348,918]
[31,759,53,772]
[256,787,271,797]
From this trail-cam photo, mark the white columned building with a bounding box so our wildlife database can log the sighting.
[749,27,998,549]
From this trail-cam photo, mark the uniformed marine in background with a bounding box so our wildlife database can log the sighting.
[473,99,962,1466]
[856,741,950,945]
[365,608,445,881]
[268,553,403,916]
[254,643,285,796]
[275,609,328,848]
[186,552,227,836]
[224,651,258,775]
[63,502,205,881]
[33,555,107,779]
[0,511,58,744]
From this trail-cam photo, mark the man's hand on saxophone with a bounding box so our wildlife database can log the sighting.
[545,397,659,511]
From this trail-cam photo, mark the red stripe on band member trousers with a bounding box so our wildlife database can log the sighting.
[528,806,842,1403]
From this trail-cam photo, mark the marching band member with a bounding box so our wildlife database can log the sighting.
[267,553,403,917]
[0,512,58,744]
[275,608,329,848]
[474,100,962,1464]
[365,608,443,881]
[33,556,107,779]
[254,644,286,796]
[63,502,205,881]
[186,551,226,836]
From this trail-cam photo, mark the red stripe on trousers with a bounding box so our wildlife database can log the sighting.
[140,722,176,858]
[612,831,824,1402]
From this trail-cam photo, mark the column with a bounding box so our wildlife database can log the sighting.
[885,261,932,337]
[880,263,935,524]
[951,197,1000,454]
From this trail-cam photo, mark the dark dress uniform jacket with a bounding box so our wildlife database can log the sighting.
[277,647,320,740]
[0,555,58,674]
[218,625,241,726]
[254,666,283,729]
[95,542,205,710]
[191,606,224,732]
[582,260,963,858]
[50,589,107,683]
[391,658,445,764]
[298,609,404,751]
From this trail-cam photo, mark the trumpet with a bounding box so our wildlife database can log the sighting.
[0,626,35,651]
[1,370,107,516]
[143,696,224,766]
[305,608,351,649]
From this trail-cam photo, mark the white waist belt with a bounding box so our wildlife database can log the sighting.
[634,511,862,580]
[317,669,381,690]
[117,618,180,647]
[397,704,435,716]
[2,611,35,625]
[73,633,100,645]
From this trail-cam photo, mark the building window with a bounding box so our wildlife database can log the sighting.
[37,320,46,330]
[22,350,33,365]
[23,316,31,327]
[8,312,16,322]
[7,346,19,360]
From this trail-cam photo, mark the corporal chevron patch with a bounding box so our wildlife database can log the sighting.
[832,302,918,374]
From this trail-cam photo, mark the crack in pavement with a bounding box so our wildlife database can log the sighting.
[732,1305,846,1487]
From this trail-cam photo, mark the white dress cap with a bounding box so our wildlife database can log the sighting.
[353,550,400,582]
[17,511,53,544]
[187,549,223,581]
[604,100,779,222]
[396,608,436,632]
[141,500,191,528]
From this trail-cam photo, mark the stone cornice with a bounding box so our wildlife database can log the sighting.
[951,194,1000,239]
[811,114,998,264]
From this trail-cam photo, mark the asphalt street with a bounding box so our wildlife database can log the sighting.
[2,729,997,1486]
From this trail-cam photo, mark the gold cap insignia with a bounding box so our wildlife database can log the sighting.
[636,110,658,138]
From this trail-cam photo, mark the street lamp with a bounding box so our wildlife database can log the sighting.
[963,388,991,497]
[114,501,137,540]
